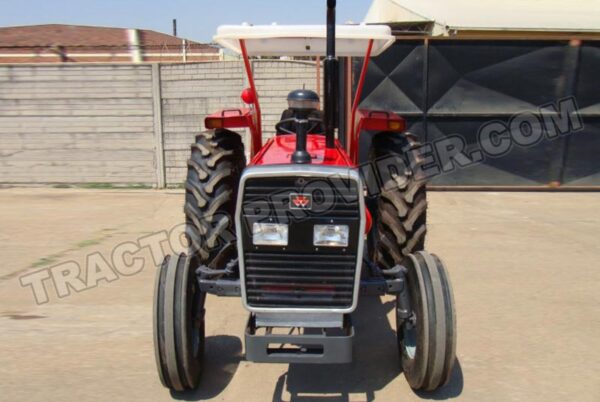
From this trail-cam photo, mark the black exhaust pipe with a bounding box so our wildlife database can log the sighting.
[323,0,337,149]
[292,0,337,163]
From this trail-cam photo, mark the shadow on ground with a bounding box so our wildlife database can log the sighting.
[171,297,463,401]
[414,360,463,400]
[271,297,463,401]
[170,335,242,401]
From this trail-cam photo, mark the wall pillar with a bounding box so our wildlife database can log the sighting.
[152,64,166,188]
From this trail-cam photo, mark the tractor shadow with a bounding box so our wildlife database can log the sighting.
[170,335,242,401]
[271,297,463,401]
[414,359,463,400]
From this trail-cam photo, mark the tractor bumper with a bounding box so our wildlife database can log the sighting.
[244,314,354,364]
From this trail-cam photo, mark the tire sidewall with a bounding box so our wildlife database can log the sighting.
[400,254,430,389]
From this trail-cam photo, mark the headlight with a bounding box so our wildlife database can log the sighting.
[313,224,349,247]
[252,223,288,246]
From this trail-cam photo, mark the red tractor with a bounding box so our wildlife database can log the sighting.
[153,0,456,393]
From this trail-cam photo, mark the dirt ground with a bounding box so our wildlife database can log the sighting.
[0,189,598,402]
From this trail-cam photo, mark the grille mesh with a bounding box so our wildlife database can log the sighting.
[244,252,357,308]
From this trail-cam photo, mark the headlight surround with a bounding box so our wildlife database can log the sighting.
[252,222,288,246]
[313,224,349,247]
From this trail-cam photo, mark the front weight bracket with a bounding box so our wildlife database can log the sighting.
[195,262,241,297]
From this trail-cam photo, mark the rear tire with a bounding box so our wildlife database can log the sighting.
[184,129,245,267]
[370,133,427,269]
[399,251,456,391]
[154,253,206,391]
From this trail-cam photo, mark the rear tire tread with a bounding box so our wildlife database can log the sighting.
[185,129,245,264]
[372,133,428,269]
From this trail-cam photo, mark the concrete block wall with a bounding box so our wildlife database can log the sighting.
[0,64,156,184]
[253,60,322,140]
[0,60,321,187]
[161,60,320,186]
[160,61,244,185]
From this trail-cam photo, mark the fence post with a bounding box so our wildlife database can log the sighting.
[151,63,166,188]
[555,39,582,187]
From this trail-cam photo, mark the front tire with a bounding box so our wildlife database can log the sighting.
[153,253,206,391]
[399,251,456,391]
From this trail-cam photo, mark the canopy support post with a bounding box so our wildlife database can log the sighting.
[240,39,262,154]
[349,39,374,163]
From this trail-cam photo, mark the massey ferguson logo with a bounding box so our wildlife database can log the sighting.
[290,193,312,209]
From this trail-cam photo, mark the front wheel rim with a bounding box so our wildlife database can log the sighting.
[189,279,204,358]
[397,298,417,360]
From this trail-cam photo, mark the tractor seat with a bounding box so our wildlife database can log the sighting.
[276,109,325,135]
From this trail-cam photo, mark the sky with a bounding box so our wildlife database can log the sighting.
[0,0,373,42]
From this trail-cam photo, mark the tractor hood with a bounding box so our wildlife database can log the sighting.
[250,134,354,167]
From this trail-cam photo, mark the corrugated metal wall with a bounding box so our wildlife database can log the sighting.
[356,39,600,187]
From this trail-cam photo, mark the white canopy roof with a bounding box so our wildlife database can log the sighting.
[365,0,600,36]
[214,24,395,57]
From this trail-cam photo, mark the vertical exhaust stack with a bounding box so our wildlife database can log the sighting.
[323,0,338,149]
[292,0,337,163]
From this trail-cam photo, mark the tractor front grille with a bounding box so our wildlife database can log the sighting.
[238,171,363,311]
[244,251,357,308]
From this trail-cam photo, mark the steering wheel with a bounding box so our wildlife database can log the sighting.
[275,117,324,135]
[275,118,297,135]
